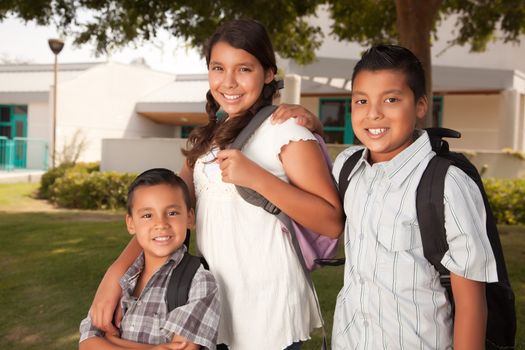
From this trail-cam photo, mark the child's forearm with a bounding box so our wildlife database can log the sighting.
[80,335,187,350]
[450,272,487,349]
[106,334,193,350]
[90,237,142,331]
[252,142,344,237]
[80,336,143,350]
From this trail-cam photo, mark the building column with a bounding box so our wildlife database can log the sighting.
[281,74,301,104]
[519,93,525,151]
[499,89,520,150]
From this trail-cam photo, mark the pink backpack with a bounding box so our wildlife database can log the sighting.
[230,105,339,272]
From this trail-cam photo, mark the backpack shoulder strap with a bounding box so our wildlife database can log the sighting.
[337,149,364,201]
[229,104,278,149]
[230,104,281,214]
[166,252,202,312]
[416,155,452,276]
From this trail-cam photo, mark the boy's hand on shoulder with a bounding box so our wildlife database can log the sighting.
[272,104,323,135]
[216,149,266,189]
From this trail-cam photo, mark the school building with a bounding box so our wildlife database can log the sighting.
[1,57,525,177]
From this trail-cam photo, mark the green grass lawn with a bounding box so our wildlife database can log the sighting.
[0,183,523,349]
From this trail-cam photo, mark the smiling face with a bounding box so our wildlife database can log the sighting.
[126,183,194,266]
[351,69,428,164]
[208,41,274,119]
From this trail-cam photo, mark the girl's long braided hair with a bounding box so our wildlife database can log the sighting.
[182,19,281,168]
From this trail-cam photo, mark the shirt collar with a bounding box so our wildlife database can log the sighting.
[350,130,433,187]
[382,129,433,186]
[119,245,188,290]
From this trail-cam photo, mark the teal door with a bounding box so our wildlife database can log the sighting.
[0,105,28,168]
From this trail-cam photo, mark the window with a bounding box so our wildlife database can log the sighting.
[0,105,28,169]
[319,98,353,144]
[433,96,444,127]
[0,106,10,122]
[0,105,28,139]
[181,126,195,138]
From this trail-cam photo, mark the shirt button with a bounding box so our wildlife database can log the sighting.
[359,234,364,240]
[364,321,369,327]
[359,278,365,285]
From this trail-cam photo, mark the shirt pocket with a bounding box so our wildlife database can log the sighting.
[377,217,422,253]
[376,218,437,293]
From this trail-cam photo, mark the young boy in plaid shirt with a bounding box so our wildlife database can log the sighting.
[79,168,220,350]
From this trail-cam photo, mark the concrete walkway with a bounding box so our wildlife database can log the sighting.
[0,169,45,184]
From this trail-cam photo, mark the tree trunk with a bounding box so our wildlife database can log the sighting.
[395,0,442,127]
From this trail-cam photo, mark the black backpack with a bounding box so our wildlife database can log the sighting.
[337,128,516,350]
[166,230,208,312]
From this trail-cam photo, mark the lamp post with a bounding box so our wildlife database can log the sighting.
[48,38,64,168]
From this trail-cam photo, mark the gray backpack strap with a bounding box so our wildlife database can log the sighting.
[166,253,202,312]
[230,105,281,215]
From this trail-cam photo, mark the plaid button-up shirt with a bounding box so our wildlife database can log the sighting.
[79,246,220,349]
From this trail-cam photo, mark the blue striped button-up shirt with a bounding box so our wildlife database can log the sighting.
[331,131,497,350]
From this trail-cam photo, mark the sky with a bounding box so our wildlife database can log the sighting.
[0,16,208,74]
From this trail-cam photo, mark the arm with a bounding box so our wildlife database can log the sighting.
[271,104,324,135]
[164,268,220,350]
[217,139,344,238]
[80,336,189,350]
[450,272,487,350]
[89,238,142,332]
[179,160,196,208]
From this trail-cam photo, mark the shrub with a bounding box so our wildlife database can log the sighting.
[50,170,135,210]
[483,178,525,225]
[38,162,100,199]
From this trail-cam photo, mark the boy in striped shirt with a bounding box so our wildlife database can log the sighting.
[331,45,497,349]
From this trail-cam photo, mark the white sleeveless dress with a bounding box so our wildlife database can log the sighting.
[193,118,322,350]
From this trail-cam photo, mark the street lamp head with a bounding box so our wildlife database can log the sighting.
[48,38,64,55]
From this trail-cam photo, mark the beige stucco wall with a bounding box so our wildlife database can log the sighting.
[27,101,49,141]
[300,96,320,117]
[26,102,50,169]
[441,94,501,151]
[101,138,187,174]
[56,63,176,162]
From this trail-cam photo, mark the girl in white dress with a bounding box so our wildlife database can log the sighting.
[89,19,344,350]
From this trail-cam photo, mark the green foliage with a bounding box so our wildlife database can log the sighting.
[49,169,135,210]
[326,0,525,53]
[38,162,99,200]
[1,0,323,64]
[3,1,524,65]
[442,0,525,52]
[484,178,525,225]
[327,0,398,47]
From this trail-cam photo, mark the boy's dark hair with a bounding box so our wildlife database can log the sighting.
[127,168,191,215]
[352,44,426,102]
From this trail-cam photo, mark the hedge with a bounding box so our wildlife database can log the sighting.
[483,178,525,225]
[38,162,100,200]
[40,163,136,210]
[40,166,525,223]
